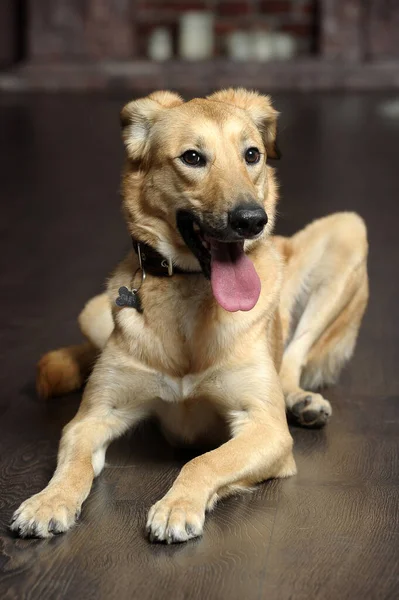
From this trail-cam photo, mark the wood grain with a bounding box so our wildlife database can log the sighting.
[0,92,398,599]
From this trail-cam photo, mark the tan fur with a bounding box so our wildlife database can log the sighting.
[36,343,98,400]
[12,89,368,543]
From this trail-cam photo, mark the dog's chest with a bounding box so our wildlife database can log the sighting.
[119,272,267,376]
[144,282,224,366]
[153,371,227,446]
[160,371,205,402]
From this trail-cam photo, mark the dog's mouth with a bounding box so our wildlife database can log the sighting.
[176,211,261,312]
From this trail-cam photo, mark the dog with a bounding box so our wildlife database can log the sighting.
[10,89,369,543]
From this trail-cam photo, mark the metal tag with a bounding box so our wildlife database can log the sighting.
[115,286,143,313]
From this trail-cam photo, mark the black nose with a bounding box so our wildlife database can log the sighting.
[229,204,268,238]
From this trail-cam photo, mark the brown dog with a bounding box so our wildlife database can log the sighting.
[10,89,368,543]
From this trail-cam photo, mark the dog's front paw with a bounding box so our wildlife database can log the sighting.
[146,493,205,544]
[10,489,81,538]
[288,391,332,428]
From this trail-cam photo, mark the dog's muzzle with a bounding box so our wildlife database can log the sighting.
[176,205,268,280]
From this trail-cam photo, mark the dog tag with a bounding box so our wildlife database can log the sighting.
[115,286,143,313]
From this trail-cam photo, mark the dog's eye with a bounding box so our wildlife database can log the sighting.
[245,147,261,164]
[181,150,206,167]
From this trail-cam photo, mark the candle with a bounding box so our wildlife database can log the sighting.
[148,27,173,61]
[273,33,296,60]
[179,11,214,60]
[226,31,252,61]
[252,31,275,61]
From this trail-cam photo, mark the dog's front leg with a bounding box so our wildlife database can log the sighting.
[10,346,160,538]
[147,370,296,544]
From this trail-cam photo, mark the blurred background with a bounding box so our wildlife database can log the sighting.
[1,3,399,599]
[1,0,399,92]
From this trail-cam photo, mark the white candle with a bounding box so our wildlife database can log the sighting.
[226,31,252,61]
[252,31,275,61]
[148,27,173,61]
[273,33,296,60]
[179,12,214,60]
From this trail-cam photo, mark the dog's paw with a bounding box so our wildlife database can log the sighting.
[288,391,332,428]
[10,489,81,538]
[146,494,205,544]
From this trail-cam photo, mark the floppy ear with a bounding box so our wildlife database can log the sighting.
[120,91,183,160]
[208,88,280,159]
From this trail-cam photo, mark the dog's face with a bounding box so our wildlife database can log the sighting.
[121,88,280,312]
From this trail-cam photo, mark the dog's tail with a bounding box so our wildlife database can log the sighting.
[36,293,113,399]
[36,342,98,399]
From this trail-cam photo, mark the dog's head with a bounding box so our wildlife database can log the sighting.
[120,88,280,312]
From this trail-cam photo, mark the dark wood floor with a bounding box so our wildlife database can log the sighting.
[0,92,398,600]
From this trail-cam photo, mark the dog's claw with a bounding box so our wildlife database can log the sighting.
[148,531,159,544]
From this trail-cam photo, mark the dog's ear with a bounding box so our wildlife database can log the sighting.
[208,88,280,159]
[120,91,183,160]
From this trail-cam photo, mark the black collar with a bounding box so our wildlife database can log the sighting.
[131,238,202,278]
[115,239,203,313]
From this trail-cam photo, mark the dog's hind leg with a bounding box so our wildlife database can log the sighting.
[275,212,369,427]
[300,274,368,392]
[37,293,113,399]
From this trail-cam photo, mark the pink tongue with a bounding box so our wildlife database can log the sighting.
[209,240,261,312]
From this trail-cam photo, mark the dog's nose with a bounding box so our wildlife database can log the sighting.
[229,204,268,238]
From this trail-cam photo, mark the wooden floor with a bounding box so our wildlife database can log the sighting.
[0,92,398,600]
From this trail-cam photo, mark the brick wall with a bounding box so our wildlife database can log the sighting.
[136,0,317,58]
[27,0,317,63]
